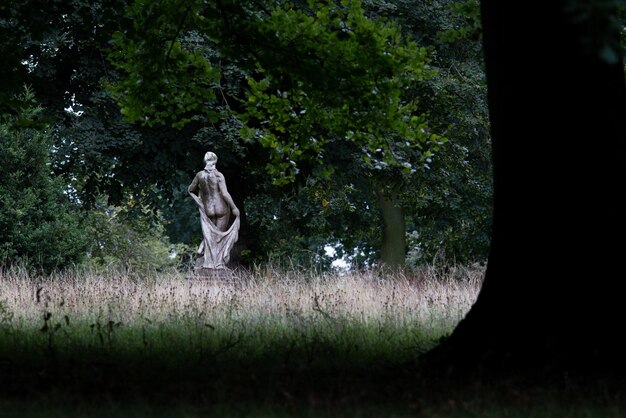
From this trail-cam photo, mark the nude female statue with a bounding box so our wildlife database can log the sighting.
[188,152,240,271]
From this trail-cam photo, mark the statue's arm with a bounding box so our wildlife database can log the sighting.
[188,174,199,196]
[218,174,240,217]
[188,173,203,208]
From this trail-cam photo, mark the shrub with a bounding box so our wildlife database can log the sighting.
[0,87,87,272]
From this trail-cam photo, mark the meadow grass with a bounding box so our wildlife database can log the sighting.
[1,265,624,417]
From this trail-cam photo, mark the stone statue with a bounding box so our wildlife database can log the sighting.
[188,152,240,274]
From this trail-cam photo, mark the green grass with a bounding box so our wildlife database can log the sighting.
[1,265,624,416]
[1,400,624,418]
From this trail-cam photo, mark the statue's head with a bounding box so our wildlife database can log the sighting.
[203,151,218,167]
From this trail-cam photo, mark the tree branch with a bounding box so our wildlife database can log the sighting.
[165,1,193,62]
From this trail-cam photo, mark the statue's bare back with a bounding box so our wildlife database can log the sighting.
[192,169,230,230]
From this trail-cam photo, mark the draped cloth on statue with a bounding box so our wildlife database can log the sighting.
[191,195,240,269]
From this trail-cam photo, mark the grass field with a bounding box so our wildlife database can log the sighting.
[1,265,624,417]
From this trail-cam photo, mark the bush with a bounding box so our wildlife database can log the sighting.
[81,202,181,274]
[0,88,87,272]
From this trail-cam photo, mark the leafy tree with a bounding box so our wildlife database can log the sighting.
[360,0,491,266]
[0,88,87,272]
[0,1,126,118]
[0,0,65,113]
[107,0,445,267]
[252,0,492,267]
[236,0,492,268]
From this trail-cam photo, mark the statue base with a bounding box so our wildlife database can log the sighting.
[187,257,233,280]
[187,266,233,281]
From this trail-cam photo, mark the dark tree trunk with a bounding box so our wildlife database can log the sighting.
[426,1,626,376]
[377,185,406,268]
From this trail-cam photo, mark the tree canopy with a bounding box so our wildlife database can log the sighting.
[0,0,493,270]
[105,0,489,266]
[108,0,443,185]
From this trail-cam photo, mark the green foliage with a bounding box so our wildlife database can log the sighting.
[364,0,492,265]
[103,0,462,267]
[0,88,87,272]
[0,0,493,268]
[239,0,444,184]
[436,0,481,43]
[241,147,381,268]
[108,0,444,185]
[82,198,180,274]
[108,0,221,128]
[0,0,128,116]
[250,0,493,266]
[244,185,371,268]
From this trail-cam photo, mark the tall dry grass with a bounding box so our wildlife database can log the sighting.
[0,265,482,337]
[0,263,483,398]
[0,263,484,383]
[3,266,624,417]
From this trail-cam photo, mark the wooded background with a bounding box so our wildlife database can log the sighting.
[0,0,493,273]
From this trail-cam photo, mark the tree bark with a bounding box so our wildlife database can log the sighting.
[377,186,406,268]
[425,1,626,377]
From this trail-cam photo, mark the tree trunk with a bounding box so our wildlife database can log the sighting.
[377,186,406,268]
[425,1,626,376]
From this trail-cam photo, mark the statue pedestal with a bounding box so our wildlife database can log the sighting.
[193,267,232,279]
[187,262,234,280]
